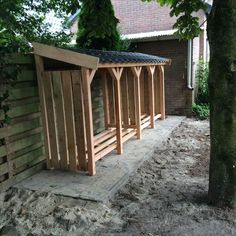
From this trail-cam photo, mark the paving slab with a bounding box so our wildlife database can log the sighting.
[15,116,185,202]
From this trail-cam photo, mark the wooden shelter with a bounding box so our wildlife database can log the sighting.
[33,43,170,176]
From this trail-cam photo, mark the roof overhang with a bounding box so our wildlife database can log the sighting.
[122,29,178,43]
[32,42,99,69]
[32,43,170,69]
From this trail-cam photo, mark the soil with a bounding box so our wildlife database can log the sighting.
[0,118,236,236]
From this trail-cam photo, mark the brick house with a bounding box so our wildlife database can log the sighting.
[70,0,211,116]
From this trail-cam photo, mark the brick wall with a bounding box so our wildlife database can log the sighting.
[135,39,193,116]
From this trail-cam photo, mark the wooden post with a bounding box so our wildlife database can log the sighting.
[146,66,156,128]
[62,71,77,171]
[108,68,123,154]
[131,67,142,139]
[34,55,51,169]
[102,70,110,129]
[159,65,166,120]
[81,68,96,176]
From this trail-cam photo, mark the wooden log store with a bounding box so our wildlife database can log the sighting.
[33,43,170,176]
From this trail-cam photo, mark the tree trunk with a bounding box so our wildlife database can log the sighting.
[208,0,236,208]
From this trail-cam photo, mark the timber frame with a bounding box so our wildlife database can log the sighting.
[33,43,169,176]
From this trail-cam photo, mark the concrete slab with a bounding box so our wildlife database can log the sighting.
[15,116,185,202]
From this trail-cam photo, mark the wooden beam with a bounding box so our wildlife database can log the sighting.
[44,72,59,169]
[34,55,51,169]
[108,68,123,154]
[159,65,166,120]
[146,66,156,128]
[32,42,99,70]
[52,71,68,170]
[62,71,77,171]
[81,68,96,175]
[101,70,110,128]
[72,71,87,171]
[131,67,142,139]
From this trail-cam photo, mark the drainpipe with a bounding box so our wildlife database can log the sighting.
[187,39,194,90]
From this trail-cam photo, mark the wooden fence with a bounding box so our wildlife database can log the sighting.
[0,55,46,192]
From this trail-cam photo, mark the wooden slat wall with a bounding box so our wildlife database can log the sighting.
[0,56,46,192]
[42,70,91,171]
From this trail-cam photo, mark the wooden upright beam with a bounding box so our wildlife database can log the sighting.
[102,70,110,129]
[146,66,156,128]
[108,67,123,154]
[159,65,166,120]
[81,68,97,176]
[131,67,142,139]
[34,55,51,169]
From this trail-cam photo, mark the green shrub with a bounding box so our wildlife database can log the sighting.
[192,103,209,120]
[193,60,209,120]
[195,60,209,105]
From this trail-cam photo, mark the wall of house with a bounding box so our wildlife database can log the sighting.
[112,0,206,35]
[135,39,193,116]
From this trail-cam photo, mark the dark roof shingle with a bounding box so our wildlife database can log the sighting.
[66,48,170,64]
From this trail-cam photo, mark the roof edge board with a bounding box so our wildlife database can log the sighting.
[32,42,99,70]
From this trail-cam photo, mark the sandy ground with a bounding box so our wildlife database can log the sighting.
[0,118,236,236]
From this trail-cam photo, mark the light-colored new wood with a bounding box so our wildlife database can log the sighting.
[108,68,123,154]
[121,69,129,125]
[33,42,99,69]
[72,71,87,171]
[44,72,59,169]
[147,66,156,128]
[159,65,166,120]
[82,68,96,175]
[131,67,142,139]
[62,71,77,171]
[34,55,51,168]
[102,71,110,128]
[52,71,68,170]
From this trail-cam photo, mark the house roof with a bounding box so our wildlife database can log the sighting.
[33,43,170,70]
[122,29,177,42]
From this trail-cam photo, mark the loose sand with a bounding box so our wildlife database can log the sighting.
[0,119,235,236]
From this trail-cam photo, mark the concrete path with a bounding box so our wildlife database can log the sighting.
[15,116,185,202]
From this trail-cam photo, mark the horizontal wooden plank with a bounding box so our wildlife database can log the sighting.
[0,103,40,119]
[0,118,41,139]
[95,143,117,162]
[8,127,43,143]
[10,112,41,125]
[9,87,38,100]
[0,162,8,176]
[9,97,39,108]
[14,161,46,182]
[0,145,7,158]
[0,160,45,193]
[13,155,45,175]
[5,54,34,65]
[11,147,44,170]
[8,142,44,161]
[17,70,36,82]
[7,133,42,155]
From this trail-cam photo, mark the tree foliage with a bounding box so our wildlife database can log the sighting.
[0,0,80,129]
[76,0,123,50]
[142,0,207,39]
[0,0,80,51]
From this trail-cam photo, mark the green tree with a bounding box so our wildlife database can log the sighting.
[143,0,236,208]
[0,0,80,51]
[76,0,122,50]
